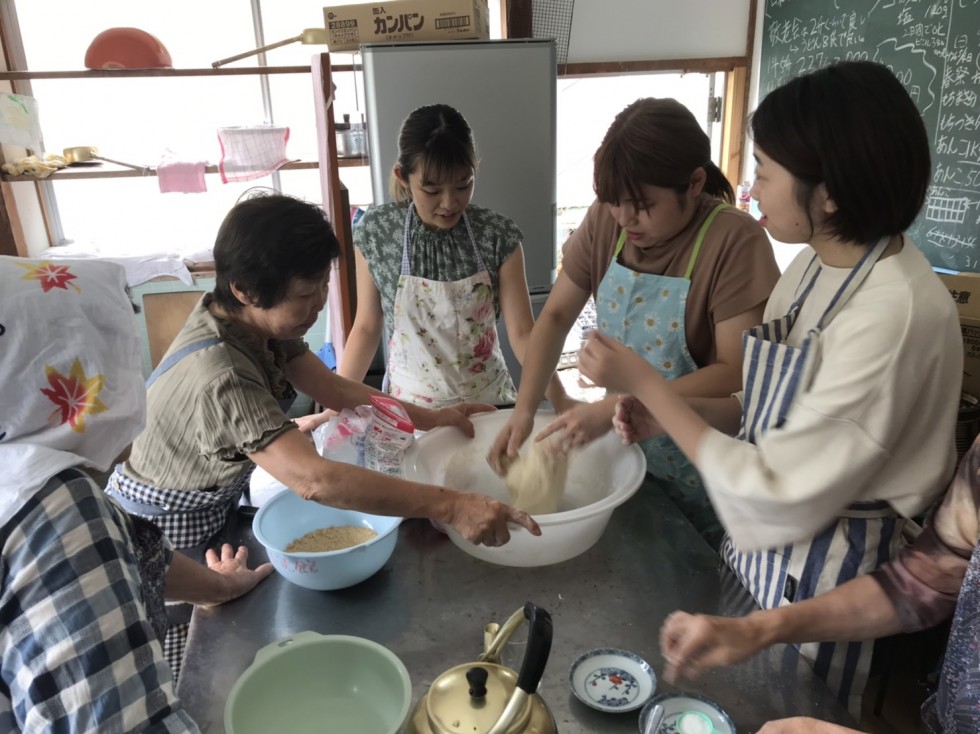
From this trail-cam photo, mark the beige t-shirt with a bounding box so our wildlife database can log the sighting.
[560,196,780,366]
[698,240,962,550]
[123,294,309,492]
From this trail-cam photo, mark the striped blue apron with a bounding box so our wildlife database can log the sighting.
[596,203,727,545]
[720,236,905,716]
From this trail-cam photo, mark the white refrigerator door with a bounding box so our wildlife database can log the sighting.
[362,39,557,293]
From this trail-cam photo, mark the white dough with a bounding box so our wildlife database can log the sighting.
[504,440,569,514]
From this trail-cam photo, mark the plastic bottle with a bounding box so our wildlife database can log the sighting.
[363,395,415,476]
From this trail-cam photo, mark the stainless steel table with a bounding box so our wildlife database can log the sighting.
[177,482,856,732]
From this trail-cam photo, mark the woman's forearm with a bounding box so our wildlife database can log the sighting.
[164,551,232,606]
[748,575,904,647]
[670,361,743,399]
[337,320,382,383]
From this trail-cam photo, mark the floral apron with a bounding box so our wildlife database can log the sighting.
[384,204,516,408]
[920,534,980,733]
[720,236,904,716]
[596,204,727,540]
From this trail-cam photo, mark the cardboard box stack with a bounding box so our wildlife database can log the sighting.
[940,272,980,397]
[323,0,489,52]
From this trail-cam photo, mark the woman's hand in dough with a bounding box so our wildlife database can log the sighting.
[613,395,665,443]
[535,398,614,450]
[447,492,541,546]
[487,408,535,476]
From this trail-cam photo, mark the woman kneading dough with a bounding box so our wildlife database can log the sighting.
[106,193,540,674]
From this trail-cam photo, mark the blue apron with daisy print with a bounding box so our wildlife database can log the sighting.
[595,203,727,492]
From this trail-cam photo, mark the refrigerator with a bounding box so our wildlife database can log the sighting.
[361,39,558,295]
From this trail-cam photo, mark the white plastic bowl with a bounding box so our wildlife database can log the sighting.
[401,409,646,566]
[252,490,402,590]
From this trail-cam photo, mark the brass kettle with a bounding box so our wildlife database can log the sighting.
[407,602,556,734]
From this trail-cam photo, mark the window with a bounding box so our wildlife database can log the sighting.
[5,0,367,257]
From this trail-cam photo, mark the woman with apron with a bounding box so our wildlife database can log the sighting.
[657,434,980,734]
[107,193,540,678]
[488,98,780,548]
[334,103,567,410]
[577,62,962,715]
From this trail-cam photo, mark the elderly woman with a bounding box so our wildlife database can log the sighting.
[0,256,270,732]
[106,193,540,674]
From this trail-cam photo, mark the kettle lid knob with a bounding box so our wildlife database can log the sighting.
[466,667,489,699]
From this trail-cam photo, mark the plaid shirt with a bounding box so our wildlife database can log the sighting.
[0,469,199,733]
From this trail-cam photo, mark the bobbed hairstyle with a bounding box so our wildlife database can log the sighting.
[750,60,930,244]
[212,192,339,311]
[389,103,478,203]
[594,98,734,208]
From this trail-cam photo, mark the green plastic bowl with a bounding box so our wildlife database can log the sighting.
[224,632,412,734]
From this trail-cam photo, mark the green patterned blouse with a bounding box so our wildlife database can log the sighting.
[353,202,523,338]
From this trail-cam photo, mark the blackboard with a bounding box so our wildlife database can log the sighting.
[759,0,980,272]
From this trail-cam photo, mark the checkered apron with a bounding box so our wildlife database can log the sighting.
[105,336,290,680]
[720,236,904,716]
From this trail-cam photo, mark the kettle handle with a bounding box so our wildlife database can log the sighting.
[516,602,553,694]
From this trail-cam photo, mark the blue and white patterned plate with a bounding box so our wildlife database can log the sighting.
[637,693,736,734]
[569,648,657,713]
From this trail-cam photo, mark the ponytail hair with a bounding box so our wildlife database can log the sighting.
[388,103,478,203]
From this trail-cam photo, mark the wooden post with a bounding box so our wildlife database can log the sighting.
[312,52,357,363]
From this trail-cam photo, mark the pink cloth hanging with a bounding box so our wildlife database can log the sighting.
[156,160,207,194]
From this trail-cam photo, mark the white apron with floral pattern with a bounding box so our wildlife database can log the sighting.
[384,204,516,408]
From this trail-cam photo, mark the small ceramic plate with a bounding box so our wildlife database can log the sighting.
[569,648,657,713]
[638,693,737,734]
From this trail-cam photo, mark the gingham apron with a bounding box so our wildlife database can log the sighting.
[720,235,904,715]
[105,338,287,550]
[106,337,294,679]
[597,203,726,491]
[383,204,516,408]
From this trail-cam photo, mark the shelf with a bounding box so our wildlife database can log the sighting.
[0,64,358,81]
[0,159,321,182]
[1,157,368,182]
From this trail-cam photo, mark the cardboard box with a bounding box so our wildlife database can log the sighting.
[323,0,489,52]
[940,272,980,396]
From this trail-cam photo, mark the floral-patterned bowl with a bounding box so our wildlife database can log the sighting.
[569,648,657,713]
[638,693,737,734]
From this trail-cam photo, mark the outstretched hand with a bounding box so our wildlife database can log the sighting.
[204,544,274,606]
[447,491,541,546]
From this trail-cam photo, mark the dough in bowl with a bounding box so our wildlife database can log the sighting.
[504,439,569,514]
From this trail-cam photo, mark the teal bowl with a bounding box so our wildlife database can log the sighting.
[252,490,402,590]
[225,632,412,734]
